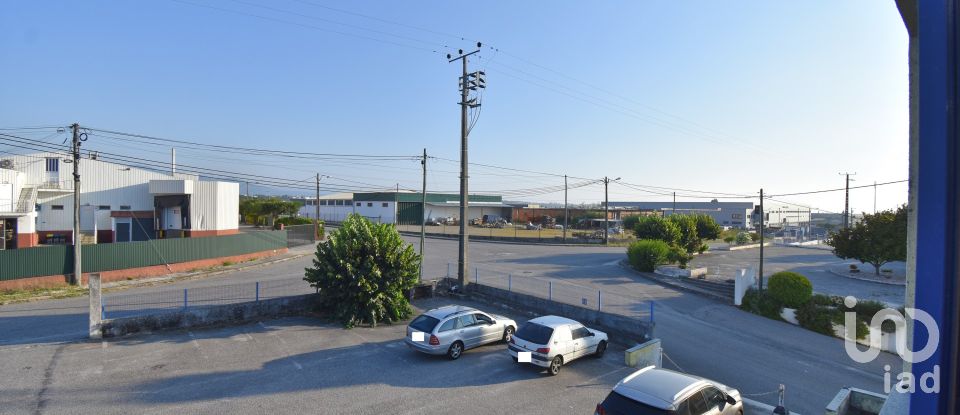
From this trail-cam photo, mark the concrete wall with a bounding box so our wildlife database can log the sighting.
[465,282,655,344]
[101,293,315,337]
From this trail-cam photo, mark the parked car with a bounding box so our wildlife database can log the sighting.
[594,366,743,415]
[404,305,517,360]
[507,315,608,375]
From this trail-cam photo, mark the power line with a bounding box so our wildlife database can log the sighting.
[167,0,442,54]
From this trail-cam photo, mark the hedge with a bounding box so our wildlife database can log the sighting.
[627,239,671,272]
[767,271,813,308]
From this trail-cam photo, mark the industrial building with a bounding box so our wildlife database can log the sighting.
[605,200,756,228]
[0,152,239,249]
[297,191,508,225]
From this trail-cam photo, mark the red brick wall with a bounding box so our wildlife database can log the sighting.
[0,247,288,291]
[16,233,39,248]
[185,229,239,237]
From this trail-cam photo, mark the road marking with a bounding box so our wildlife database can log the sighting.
[258,322,302,370]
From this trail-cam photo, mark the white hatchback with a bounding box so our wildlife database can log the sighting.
[507,315,608,375]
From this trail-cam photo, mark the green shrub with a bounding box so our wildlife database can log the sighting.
[831,312,869,340]
[723,236,735,244]
[767,271,813,308]
[808,293,837,307]
[697,243,709,254]
[740,289,782,320]
[622,215,642,231]
[735,232,751,245]
[796,302,837,336]
[667,246,690,269]
[633,217,681,246]
[627,239,671,272]
[304,214,420,328]
[750,232,761,242]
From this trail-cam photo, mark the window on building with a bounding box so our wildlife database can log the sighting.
[367,202,373,207]
[120,205,131,210]
[45,158,59,172]
[51,205,64,210]
[35,204,41,211]
[98,205,110,210]
[356,202,361,207]
[731,213,743,219]
[382,203,388,208]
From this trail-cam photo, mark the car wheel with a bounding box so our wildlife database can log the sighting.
[502,326,515,342]
[595,341,607,358]
[447,341,464,360]
[548,356,563,376]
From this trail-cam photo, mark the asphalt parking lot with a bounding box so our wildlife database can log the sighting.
[2,297,639,415]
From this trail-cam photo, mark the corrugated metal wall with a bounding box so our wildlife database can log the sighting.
[0,230,287,281]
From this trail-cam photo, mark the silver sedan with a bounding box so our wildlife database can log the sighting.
[404,305,517,360]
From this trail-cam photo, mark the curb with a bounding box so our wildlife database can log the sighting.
[618,261,731,304]
[826,269,906,287]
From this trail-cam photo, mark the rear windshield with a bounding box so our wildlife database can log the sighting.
[409,315,440,333]
[515,322,554,345]
[599,391,669,415]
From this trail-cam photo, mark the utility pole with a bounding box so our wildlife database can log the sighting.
[758,188,764,292]
[873,180,877,214]
[246,181,250,197]
[419,149,427,283]
[448,43,484,288]
[672,192,676,216]
[69,123,86,286]
[170,147,176,175]
[840,172,856,228]
[602,177,620,244]
[563,175,568,242]
[315,173,321,242]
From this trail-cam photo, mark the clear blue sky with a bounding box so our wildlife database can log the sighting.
[0,1,908,214]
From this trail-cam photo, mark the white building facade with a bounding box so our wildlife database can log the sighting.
[0,152,239,249]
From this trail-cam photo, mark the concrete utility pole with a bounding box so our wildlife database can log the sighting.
[170,147,176,175]
[840,172,856,228]
[758,188,764,292]
[315,173,321,242]
[563,175,568,242]
[672,192,676,215]
[873,180,877,214]
[70,123,85,286]
[602,177,620,244]
[447,43,484,288]
[419,148,427,283]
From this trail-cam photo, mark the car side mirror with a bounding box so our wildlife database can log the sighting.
[725,395,736,405]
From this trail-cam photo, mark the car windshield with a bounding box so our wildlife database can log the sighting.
[599,391,669,415]
[409,315,440,333]
[515,322,553,345]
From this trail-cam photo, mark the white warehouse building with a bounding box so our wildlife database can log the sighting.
[0,152,239,249]
[298,191,509,225]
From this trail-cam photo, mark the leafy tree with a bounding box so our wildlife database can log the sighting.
[667,245,691,269]
[827,206,907,275]
[304,214,420,328]
[693,214,722,241]
[239,197,299,226]
[668,214,700,253]
[622,215,642,231]
[627,239,671,272]
[633,216,681,246]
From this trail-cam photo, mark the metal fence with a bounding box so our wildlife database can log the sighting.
[450,264,654,324]
[1,230,288,281]
[284,224,318,247]
[102,277,311,319]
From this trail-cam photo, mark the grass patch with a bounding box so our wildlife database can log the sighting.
[0,285,89,305]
